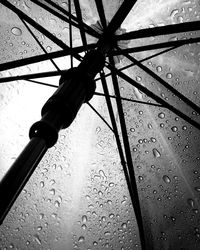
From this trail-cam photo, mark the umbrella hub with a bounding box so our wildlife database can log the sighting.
[91,20,130,63]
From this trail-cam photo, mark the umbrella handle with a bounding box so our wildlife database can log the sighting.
[0,50,105,224]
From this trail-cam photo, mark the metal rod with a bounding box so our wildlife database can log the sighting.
[116,20,200,40]
[94,91,162,107]
[112,37,200,55]
[87,101,114,132]
[0,138,47,224]
[0,44,96,72]
[0,70,63,83]
[109,56,147,250]
[94,0,107,29]
[74,0,88,51]
[68,0,73,68]
[25,79,58,88]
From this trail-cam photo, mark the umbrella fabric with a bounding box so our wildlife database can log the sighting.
[0,0,200,249]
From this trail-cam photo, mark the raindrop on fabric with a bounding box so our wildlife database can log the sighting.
[152,148,161,158]
[11,27,22,36]
[158,112,165,119]
[162,175,171,184]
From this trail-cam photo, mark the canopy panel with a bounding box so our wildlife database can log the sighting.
[0,0,200,249]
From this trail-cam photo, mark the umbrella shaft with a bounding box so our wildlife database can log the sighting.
[0,137,47,224]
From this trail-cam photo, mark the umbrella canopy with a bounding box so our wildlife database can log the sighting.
[0,0,200,249]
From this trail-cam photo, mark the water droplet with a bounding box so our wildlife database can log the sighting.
[46,46,52,52]
[182,125,187,130]
[54,200,60,207]
[49,188,55,195]
[163,175,171,184]
[11,27,22,36]
[34,234,42,245]
[82,215,87,223]
[22,1,31,12]
[109,213,114,219]
[152,148,161,158]
[156,66,162,72]
[81,224,87,230]
[158,112,165,119]
[187,198,195,208]
[170,9,179,18]
[195,187,200,192]
[136,76,142,82]
[39,213,44,219]
[171,126,178,132]
[150,137,157,143]
[109,182,114,187]
[61,2,68,8]
[138,176,144,182]
[166,73,172,79]
[122,222,127,229]
[93,241,98,246]
[40,181,44,187]
[107,200,112,205]
[98,190,103,196]
[99,170,107,179]
[130,127,135,132]
[51,213,57,218]
[37,226,42,231]
[171,216,176,222]
[103,231,110,237]
[96,126,101,134]
[78,236,85,242]
[50,179,55,185]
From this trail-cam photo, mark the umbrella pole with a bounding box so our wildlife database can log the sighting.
[0,50,105,224]
[0,138,47,224]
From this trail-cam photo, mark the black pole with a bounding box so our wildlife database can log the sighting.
[0,138,47,224]
[0,50,105,224]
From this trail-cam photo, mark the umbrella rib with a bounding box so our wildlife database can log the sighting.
[0,44,96,72]
[87,102,114,133]
[106,62,200,131]
[116,20,200,41]
[38,0,100,38]
[74,0,88,51]
[103,0,137,34]
[94,0,107,29]
[123,52,200,115]
[100,72,140,231]
[112,37,200,55]
[94,91,162,107]
[68,0,73,68]
[96,47,177,81]
[25,79,58,88]
[20,18,61,72]
[0,70,63,84]
[109,56,147,250]
[100,72,126,163]
[0,0,82,61]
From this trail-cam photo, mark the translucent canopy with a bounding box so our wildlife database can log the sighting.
[0,0,200,249]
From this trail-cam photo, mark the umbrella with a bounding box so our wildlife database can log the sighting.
[0,0,200,249]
